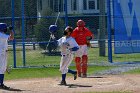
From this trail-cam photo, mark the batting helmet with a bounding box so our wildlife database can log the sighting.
[49,25,57,34]
[0,23,7,33]
[77,19,85,27]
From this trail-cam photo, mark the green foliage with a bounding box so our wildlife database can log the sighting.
[34,8,64,51]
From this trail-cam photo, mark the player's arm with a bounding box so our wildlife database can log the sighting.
[85,28,94,47]
[52,38,59,47]
[69,38,79,51]
[70,28,77,38]
[86,28,94,40]
[8,27,14,40]
[69,47,79,51]
[9,31,14,40]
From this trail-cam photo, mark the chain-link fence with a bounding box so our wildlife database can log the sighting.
[1,0,126,68]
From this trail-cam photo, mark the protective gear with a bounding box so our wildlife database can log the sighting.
[49,25,57,34]
[77,20,85,27]
[81,55,88,77]
[0,23,7,33]
[75,57,81,77]
[71,27,93,45]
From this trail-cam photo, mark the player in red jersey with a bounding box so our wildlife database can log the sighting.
[71,19,94,78]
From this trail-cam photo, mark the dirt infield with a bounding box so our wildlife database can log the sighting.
[1,74,140,93]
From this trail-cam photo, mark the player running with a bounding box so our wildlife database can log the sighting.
[54,26,79,85]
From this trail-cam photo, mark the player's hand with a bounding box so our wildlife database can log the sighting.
[50,34,56,40]
[86,36,92,40]
[87,40,91,47]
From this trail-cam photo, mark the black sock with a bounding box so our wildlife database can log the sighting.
[62,74,66,81]
[0,74,4,85]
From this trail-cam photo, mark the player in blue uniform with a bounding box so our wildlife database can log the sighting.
[0,23,14,89]
[56,26,79,85]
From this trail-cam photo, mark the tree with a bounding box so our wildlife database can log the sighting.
[34,8,64,53]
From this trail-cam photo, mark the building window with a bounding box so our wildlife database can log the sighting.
[50,0,54,11]
[97,0,99,9]
[38,0,42,10]
[59,0,64,12]
[88,0,95,9]
[71,0,77,11]
[83,0,87,10]
[54,0,59,12]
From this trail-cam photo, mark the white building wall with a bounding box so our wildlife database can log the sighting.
[37,0,107,16]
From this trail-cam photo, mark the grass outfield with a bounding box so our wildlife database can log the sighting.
[5,66,114,80]
[124,68,140,74]
[8,47,140,67]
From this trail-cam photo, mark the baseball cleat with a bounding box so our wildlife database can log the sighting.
[0,84,10,90]
[82,74,87,78]
[74,71,77,80]
[78,73,81,77]
[60,80,67,85]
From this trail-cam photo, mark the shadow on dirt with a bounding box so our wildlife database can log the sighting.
[0,87,29,92]
[58,83,92,88]
[86,76,106,78]
[66,84,92,88]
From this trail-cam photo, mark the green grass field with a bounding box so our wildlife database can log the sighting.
[124,68,140,74]
[5,47,140,93]
[6,47,140,80]
[5,66,114,80]
[8,47,140,67]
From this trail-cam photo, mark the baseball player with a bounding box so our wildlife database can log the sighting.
[71,19,94,78]
[0,23,14,89]
[55,26,79,85]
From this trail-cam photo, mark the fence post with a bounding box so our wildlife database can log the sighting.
[107,0,113,63]
[21,0,26,66]
[99,0,106,56]
[11,0,17,68]
[64,0,68,27]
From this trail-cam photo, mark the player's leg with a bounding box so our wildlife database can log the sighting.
[67,54,77,80]
[61,74,66,85]
[60,55,74,85]
[75,47,82,77]
[0,74,4,86]
[82,55,88,77]
[75,57,81,77]
[0,52,10,89]
[81,45,88,78]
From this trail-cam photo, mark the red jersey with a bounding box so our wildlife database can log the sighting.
[71,27,93,45]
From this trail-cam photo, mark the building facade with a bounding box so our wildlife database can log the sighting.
[37,0,102,17]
